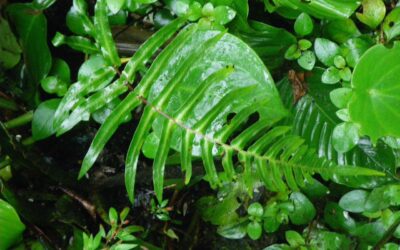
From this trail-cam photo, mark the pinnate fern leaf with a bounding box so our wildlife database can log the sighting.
[53,19,384,203]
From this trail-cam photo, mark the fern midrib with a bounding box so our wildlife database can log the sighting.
[137,95,359,175]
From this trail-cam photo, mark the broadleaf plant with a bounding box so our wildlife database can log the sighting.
[3,0,400,248]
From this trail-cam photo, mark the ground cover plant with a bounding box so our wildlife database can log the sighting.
[1,0,400,249]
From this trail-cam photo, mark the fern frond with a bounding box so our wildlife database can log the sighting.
[56,21,384,203]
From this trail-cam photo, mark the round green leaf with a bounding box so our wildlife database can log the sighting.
[284,44,301,60]
[297,50,315,71]
[285,230,305,247]
[247,221,262,240]
[213,6,236,25]
[339,67,352,82]
[334,55,346,69]
[294,13,313,36]
[247,202,264,218]
[339,189,369,213]
[332,122,359,153]
[314,38,340,66]
[322,67,341,84]
[330,87,353,109]
[336,109,350,121]
[348,42,400,142]
[298,39,312,51]
[288,192,316,225]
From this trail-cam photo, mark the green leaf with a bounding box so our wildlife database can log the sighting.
[298,39,312,51]
[297,51,315,71]
[213,6,236,25]
[356,0,386,29]
[0,199,25,250]
[165,0,191,16]
[351,221,385,245]
[365,184,400,212]
[107,0,126,14]
[324,202,356,231]
[263,0,361,20]
[332,122,359,153]
[288,192,316,225]
[109,207,118,224]
[383,7,400,41]
[339,189,369,213]
[32,99,61,141]
[330,88,353,109]
[348,42,400,142]
[314,38,340,66]
[33,0,56,9]
[94,0,121,66]
[308,230,352,249]
[285,44,301,60]
[0,17,21,69]
[248,202,264,218]
[231,18,296,70]
[285,230,305,247]
[7,3,52,92]
[294,13,313,37]
[342,37,373,68]
[247,221,262,240]
[217,220,247,239]
[282,70,397,189]
[322,19,360,43]
[322,67,341,84]
[197,195,240,226]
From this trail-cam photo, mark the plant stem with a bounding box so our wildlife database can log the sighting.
[0,97,18,111]
[4,111,33,129]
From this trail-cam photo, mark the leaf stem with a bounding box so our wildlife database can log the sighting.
[4,111,33,129]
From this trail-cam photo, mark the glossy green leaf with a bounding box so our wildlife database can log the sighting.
[332,122,359,153]
[297,51,315,71]
[288,192,316,225]
[383,7,400,41]
[217,220,247,239]
[7,3,52,89]
[339,190,369,213]
[32,99,61,141]
[248,202,264,218]
[285,230,305,247]
[0,199,25,250]
[294,13,313,37]
[314,38,340,66]
[308,230,352,249]
[247,221,262,240]
[52,32,99,54]
[330,88,353,109]
[324,202,356,231]
[263,0,361,20]
[94,0,121,66]
[348,42,400,142]
[231,18,296,70]
[107,0,126,14]
[365,184,400,212]
[281,71,397,189]
[322,19,360,43]
[322,67,341,84]
[356,0,386,29]
[341,36,373,68]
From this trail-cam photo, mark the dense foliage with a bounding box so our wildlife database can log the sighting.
[1,0,400,249]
